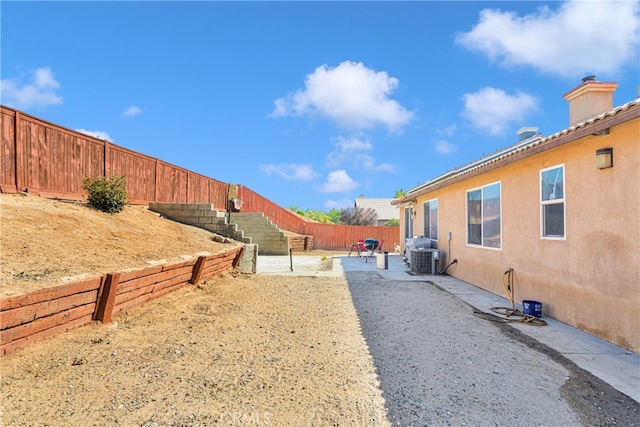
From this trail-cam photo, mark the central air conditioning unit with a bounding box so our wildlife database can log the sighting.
[409,248,439,275]
[404,237,432,262]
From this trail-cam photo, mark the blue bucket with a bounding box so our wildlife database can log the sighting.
[522,300,542,317]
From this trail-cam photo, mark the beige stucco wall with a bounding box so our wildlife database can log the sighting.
[401,118,639,352]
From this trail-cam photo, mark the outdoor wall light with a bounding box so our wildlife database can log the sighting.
[596,147,613,169]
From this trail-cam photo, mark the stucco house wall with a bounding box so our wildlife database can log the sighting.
[397,82,639,353]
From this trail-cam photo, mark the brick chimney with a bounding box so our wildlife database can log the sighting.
[563,76,618,126]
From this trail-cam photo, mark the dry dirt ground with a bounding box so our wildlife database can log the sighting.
[0,193,387,426]
[0,193,239,297]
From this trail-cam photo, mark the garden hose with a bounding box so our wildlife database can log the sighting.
[473,268,547,326]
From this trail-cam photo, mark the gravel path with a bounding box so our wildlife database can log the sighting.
[346,271,640,427]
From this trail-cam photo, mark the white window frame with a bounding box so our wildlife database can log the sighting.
[540,164,566,240]
[423,199,438,241]
[466,181,502,250]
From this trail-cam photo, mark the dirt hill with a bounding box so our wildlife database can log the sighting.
[0,193,236,296]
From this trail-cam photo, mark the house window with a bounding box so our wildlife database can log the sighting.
[423,199,438,240]
[541,165,565,238]
[467,182,501,249]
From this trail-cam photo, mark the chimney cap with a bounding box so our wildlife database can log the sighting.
[516,127,539,142]
[516,126,538,135]
[581,75,597,83]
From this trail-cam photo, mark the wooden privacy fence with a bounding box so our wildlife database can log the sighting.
[237,185,307,234]
[0,247,244,355]
[0,106,229,207]
[0,105,399,249]
[305,222,399,251]
[235,186,400,248]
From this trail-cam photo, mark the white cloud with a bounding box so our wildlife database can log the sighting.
[324,198,353,210]
[122,105,142,117]
[461,87,539,136]
[353,153,396,172]
[327,135,395,172]
[271,61,414,132]
[75,129,114,142]
[326,135,373,168]
[435,139,457,155]
[260,163,318,181]
[318,170,358,193]
[437,124,457,138]
[456,0,640,78]
[0,67,63,110]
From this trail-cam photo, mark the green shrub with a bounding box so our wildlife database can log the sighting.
[82,175,128,213]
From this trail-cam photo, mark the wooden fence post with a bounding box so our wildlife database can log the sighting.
[14,111,22,192]
[103,141,108,178]
[94,273,120,323]
[232,247,245,269]
[190,255,207,284]
[154,158,158,202]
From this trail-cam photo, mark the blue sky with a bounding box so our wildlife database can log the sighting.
[2,1,638,211]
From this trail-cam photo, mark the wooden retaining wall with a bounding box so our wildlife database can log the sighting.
[0,247,244,355]
[288,235,314,252]
[0,276,103,356]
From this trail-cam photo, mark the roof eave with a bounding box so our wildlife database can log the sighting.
[397,99,639,203]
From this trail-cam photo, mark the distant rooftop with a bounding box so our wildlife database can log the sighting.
[355,196,398,221]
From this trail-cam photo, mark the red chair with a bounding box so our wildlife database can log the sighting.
[348,239,366,257]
